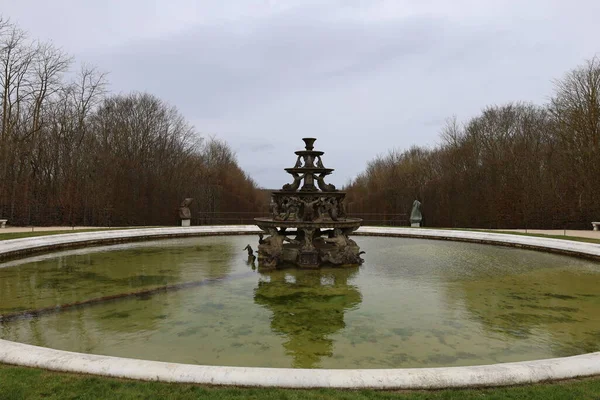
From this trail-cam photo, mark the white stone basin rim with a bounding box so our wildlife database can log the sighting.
[1,225,599,261]
[0,226,262,260]
[1,225,600,388]
[1,339,600,389]
[356,227,600,260]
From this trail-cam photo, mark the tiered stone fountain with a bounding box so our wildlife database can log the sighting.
[254,138,363,269]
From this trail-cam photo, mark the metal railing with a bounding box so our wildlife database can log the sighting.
[194,212,410,227]
[195,212,269,226]
[0,206,596,232]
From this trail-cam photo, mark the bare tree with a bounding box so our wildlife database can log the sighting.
[549,56,600,222]
[0,18,266,226]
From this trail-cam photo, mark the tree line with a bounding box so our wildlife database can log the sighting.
[346,57,600,229]
[0,18,265,226]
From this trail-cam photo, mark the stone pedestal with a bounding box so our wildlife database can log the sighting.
[298,250,319,268]
[178,198,193,228]
[411,222,421,228]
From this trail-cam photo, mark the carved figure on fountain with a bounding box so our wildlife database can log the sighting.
[299,197,322,221]
[316,156,324,168]
[316,173,336,192]
[257,228,301,269]
[282,172,303,192]
[294,156,303,168]
[338,198,347,218]
[320,228,363,265]
[280,196,300,221]
[269,197,280,219]
[319,197,340,221]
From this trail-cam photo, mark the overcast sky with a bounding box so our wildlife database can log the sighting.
[1,0,599,188]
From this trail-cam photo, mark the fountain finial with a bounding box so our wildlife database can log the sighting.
[302,138,316,151]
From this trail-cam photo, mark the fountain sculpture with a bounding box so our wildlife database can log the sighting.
[254,138,363,269]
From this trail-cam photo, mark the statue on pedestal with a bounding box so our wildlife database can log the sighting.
[410,199,422,227]
[179,198,193,227]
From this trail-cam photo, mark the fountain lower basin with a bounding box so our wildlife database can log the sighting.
[1,226,600,388]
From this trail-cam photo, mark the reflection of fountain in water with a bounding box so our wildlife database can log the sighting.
[253,267,362,368]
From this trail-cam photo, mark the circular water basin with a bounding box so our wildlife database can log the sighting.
[1,234,600,369]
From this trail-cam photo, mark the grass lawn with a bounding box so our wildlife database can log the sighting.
[0,227,155,241]
[1,364,600,400]
[1,227,599,398]
[0,229,109,241]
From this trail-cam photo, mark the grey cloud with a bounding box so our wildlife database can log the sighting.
[2,0,600,188]
[91,12,446,118]
[249,143,276,152]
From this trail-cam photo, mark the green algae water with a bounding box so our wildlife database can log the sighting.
[1,235,600,369]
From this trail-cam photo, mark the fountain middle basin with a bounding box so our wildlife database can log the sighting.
[2,233,600,370]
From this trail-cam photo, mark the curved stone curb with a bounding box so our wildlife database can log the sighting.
[355,227,600,260]
[0,226,261,261]
[1,225,600,389]
[1,339,599,389]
